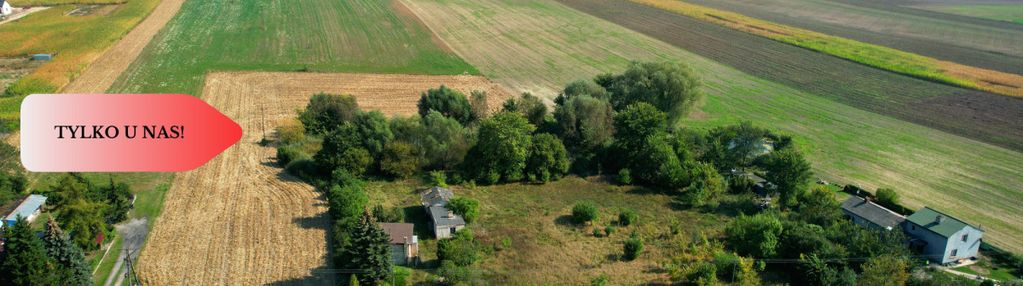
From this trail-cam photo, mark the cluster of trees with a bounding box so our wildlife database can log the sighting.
[0,141,27,207]
[719,186,912,285]
[0,218,92,286]
[41,173,133,251]
[321,172,393,285]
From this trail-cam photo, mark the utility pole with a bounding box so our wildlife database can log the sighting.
[123,247,142,286]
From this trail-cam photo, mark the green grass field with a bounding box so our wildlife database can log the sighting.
[109,0,478,96]
[363,177,730,284]
[915,4,1023,24]
[402,0,1023,253]
[8,0,125,5]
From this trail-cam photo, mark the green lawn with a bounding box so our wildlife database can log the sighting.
[363,177,731,284]
[402,0,1023,253]
[91,234,122,285]
[915,4,1023,24]
[109,0,478,96]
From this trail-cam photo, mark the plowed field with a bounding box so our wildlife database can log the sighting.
[135,72,508,285]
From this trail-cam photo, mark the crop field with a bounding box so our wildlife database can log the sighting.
[108,0,477,96]
[626,0,1023,98]
[556,0,1023,153]
[135,72,507,285]
[681,0,1023,75]
[8,0,124,5]
[63,0,185,93]
[913,3,1023,25]
[364,178,729,284]
[401,0,1023,253]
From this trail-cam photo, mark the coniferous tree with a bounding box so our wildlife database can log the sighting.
[0,217,52,286]
[341,210,392,285]
[43,218,91,286]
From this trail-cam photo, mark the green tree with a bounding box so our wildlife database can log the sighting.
[352,111,393,158]
[328,184,368,221]
[613,102,668,153]
[58,199,108,251]
[421,111,474,170]
[559,79,609,103]
[797,186,843,226]
[572,201,598,224]
[0,218,52,286]
[859,255,909,286]
[380,141,419,178]
[299,93,360,135]
[762,148,812,209]
[525,133,570,183]
[726,213,783,257]
[97,178,132,223]
[418,85,472,125]
[875,188,900,210]
[469,90,489,124]
[503,92,548,127]
[463,112,535,184]
[600,62,702,123]
[438,229,480,266]
[43,218,90,286]
[448,197,480,223]
[624,234,644,261]
[340,211,392,285]
[554,95,614,171]
[634,134,687,189]
[684,161,726,207]
[315,125,373,177]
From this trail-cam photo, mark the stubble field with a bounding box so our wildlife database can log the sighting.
[401,0,1023,253]
[135,72,508,285]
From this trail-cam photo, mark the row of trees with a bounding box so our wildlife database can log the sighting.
[41,173,133,251]
[0,218,91,286]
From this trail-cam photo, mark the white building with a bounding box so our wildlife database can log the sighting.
[1,0,13,17]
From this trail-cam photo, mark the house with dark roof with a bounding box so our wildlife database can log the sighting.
[379,223,418,265]
[903,207,983,264]
[420,187,466,239]
[840,196,905,230]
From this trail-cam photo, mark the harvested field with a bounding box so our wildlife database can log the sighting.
[682,0,1023,75]
[135,72,508,285]
[402,0,1023,253]
[560,0,1023,153]
[63,0,185,93]
[912,3,1023,24]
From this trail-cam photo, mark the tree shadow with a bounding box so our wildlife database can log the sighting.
[262,264,336,286]
[292,211,331,230]
[553,215,579,227]
[626,186,665,196]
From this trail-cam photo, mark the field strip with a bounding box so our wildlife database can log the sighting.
[400,0,1023,253]
[62,0,185,93]
[135,72,510,285]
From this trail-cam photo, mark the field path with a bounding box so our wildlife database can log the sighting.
[62,0,185,93]
[135,72,509,285]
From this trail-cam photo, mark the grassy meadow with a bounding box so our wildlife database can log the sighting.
[109,0,478,96]
[364,177,732,284]
[402,0,1023,253]
[914,4,1023,25]
[629,0,1023,97]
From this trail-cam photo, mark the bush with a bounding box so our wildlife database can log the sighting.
[299,93,359,135]
[438,230,479,266]
[593,227,604,238]
[525,133,570,183]
[275,120,306,145]
[725,213,783,257]
[617,168,632,185]
[618,209,638,226]
[624,234,644,261]
[429,171,448,188]
[380,141,419,179]
[276,144,308,166]
[418,85,473,125]
[875,188,900,210]
[371,205,404,223]
[729,175,755,194]
[689,262,718,286]
[448,197,480,223]
[605,225,616,236]
[572,201,599,224]
[591,274,610,286]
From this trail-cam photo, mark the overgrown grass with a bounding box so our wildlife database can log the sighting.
[0,0,160,94]
[914,4,1023,25]
[630,0,1023,97]
[110,0,478,96]
[363,177,732,284]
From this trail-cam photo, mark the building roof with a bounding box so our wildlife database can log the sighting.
[840,196,905,229]
[429,206,465,227]
[905,207,980,238]
[421,186,454,207]
[379,223,415,245]
[3,194,47,223]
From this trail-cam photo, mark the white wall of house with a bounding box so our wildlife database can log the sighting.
[904,223,982,264]
[2,1,12,16]
[433,225,465,239]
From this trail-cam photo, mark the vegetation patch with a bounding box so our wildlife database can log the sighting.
[913,3,1023,25]
[630,0,1023,97]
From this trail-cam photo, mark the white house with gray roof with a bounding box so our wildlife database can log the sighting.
[421,187,465,239]
[903,207,983,265]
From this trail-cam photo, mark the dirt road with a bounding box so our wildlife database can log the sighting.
[134,72,509,285]
[62,0,185,93]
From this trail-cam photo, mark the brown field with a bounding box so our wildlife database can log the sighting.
[135,72,510,285]
[62,0,185,93]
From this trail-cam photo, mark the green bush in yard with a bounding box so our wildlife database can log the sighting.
[618,209,638,226]
[624,233,644,261]
[572,201,599,224]
[448,197,480,223]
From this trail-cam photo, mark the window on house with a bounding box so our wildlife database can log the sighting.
[951,249,958,257]
[962,234,968,242]
[911,225,916,230]
[450,227,457,234]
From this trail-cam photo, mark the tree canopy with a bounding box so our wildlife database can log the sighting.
[599,62,701,124]
[418,85,473,125]
[463,112,536,184]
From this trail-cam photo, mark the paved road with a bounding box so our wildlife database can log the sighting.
[103,218,149,286]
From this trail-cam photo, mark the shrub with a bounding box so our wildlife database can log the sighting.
[572,201,599,224]
[438,230,479,266]
[525,133,570,183]
[284,159,319,179]
[380,141,419,179]
[429,171,448,188]
[299,93,359,135]
[875,188,899,210]
[371,205,404,223]
[618,209,638,226]
[605,225,616,236]
[448,197,480,223]
[418,85,472,125]
[624,234,644,261]
[591,274,610,286]
[617,168,632,185]
[729,174,755,194]
[689,262,718,286]
[276,144,308,166]
[593,227,604,238]
[275,120,306,145]
[725,213,783,257]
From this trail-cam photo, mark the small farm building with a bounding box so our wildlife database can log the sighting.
[840,196,905,230]
[380,223,418,266]
[3,194,47,226]
[1,0,12,17]
[420,186,466,239]
[903,207,983,265]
